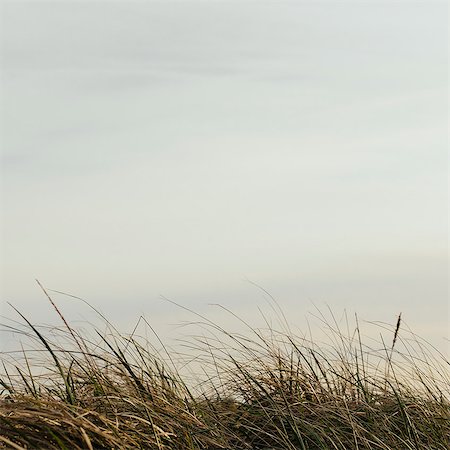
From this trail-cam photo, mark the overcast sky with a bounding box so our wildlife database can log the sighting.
[0,1,448,347]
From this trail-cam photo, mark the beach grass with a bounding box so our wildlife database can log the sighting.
[0,290,448,449]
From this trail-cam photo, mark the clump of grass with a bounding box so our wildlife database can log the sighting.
[0,290,448,449]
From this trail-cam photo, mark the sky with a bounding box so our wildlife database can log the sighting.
[0,1,448,349]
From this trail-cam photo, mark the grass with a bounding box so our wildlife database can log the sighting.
[0,288,448,449]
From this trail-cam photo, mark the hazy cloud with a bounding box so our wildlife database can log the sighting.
[1,1,447,347]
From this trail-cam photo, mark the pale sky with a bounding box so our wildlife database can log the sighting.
[0,1,448,348]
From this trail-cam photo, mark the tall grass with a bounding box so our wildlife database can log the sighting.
[0,291,448,449]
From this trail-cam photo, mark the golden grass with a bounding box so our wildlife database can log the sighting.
[0,292,448,449]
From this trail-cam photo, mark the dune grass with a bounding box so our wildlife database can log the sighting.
[0,290,448,449]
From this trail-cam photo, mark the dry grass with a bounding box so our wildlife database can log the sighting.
[0,291,449,449]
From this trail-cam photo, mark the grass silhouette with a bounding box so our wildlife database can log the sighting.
[0,287,448,449]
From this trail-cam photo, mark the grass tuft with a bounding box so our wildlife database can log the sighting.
[0,294,448,449]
